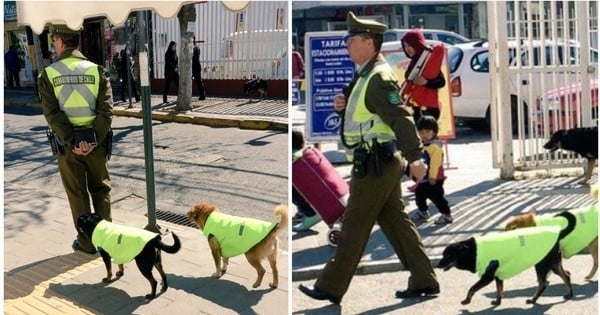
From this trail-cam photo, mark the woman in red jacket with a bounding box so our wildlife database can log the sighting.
[401,29,446,122]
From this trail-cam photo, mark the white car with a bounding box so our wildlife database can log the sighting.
[384,28,470,46]
[448,39,599,129]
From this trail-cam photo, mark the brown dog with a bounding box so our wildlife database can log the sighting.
[504,185,598,280]
[187,203,288,288]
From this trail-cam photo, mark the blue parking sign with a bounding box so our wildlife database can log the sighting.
[305,32,355,141]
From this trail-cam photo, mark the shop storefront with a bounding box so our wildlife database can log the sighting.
[4,1,35,87]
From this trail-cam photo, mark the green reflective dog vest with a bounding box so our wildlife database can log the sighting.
[203,212,277,258]
[475,226,560,280]
[91,220,158,264]
[535,204,598,258]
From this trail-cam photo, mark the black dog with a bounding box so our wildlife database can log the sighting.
[544,126,598,183]
[244,77,268,101]
[76,213,181,299]
[437,211,575,305]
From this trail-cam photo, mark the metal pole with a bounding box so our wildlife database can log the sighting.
[125,19,133,108]
[137,10,159,232]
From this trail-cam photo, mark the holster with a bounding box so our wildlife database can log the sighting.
[352,145,369,179]
[46,128,65,156]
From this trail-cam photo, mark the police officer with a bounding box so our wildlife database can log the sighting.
[298,12,440,304]
[38,24,113,254]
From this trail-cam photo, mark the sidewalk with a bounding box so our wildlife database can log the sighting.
[4,182,289,314]
[3,87,288,132]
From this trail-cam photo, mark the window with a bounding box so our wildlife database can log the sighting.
[471,51,489,72]
[448,46,463,73]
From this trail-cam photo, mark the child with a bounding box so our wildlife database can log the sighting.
[411,116,453,225]
[291,129,321,231]
[400,29,446,123]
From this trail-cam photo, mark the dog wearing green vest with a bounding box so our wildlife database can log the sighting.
[77,213,181,299]
[505,186,598,280]
[187,203,288,288]
[437,211,576,305]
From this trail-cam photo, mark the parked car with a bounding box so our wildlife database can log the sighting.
[534,80,598,133]
[448,39,599,129]
[383,28,470,46]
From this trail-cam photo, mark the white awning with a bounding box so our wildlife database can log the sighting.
[17,1,251,34]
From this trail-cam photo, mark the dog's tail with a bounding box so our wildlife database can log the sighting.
[158,233,181,254]
[555,211,577,240]
[273,204,288,235]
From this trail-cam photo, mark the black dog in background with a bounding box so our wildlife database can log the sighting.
[244,76,268,101]
[543,126,598,183]
[77,213,181,299]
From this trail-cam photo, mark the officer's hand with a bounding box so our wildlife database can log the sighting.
[409,160,427,181]
[72,141,95,156]
[333,94,346,112]
[429,178,437,186]
[413,75,428,86]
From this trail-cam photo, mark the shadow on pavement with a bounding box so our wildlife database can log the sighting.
[168,274,275,315]
[48,282,149,314]
[5,252,97,300]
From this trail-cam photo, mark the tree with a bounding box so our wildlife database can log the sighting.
[176,4,196,111]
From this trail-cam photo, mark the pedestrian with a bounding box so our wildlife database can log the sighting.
[38,24,113,254]
[292,45,305,79]
[192,43,206,100]
[411,116,453,224]
[400,28,446,122]
[291,129,321,232]
[163,41,179,103]
[5,45,22,89]
[298,12,439,304]
[119,48,140,103]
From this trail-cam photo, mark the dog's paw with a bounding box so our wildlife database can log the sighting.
[102,277,112,283]
[460,299,471,305]
[269,282,278,289]
[211,272,222,278]
[526,298,536,304]
[116,270,124,277]
[160,284,168,293]
[491,299,502,306]
[252,281,261,288]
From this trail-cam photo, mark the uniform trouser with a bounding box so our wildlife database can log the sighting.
[57,145,111,251]
[415,180,451,215]
[315,152,438,300]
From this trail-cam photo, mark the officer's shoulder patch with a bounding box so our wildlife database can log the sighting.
[387,91,402,105]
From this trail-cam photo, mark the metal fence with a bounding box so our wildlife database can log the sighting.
[488,1,598,178]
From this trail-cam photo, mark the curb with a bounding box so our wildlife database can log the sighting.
[291,255,442,281]
[11,101,288,132]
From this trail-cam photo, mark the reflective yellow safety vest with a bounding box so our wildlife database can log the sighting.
[203,212,277,258]
[91,220,158,264]
[45,57,100,127]
[343,63,397,149]
[535,204,598,258]
[475,226,560,280]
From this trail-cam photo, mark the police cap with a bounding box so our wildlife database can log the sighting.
[50,24,81,40]
[346,12,388,37]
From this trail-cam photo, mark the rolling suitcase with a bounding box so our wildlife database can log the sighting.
[292,147,348,245]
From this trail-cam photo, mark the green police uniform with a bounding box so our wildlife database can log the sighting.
[203,212,277,258]
[534,204,598,258]
[314,12,438,301]
[91,220,158,264]
[39,25,113,253]
[475,226,561,279]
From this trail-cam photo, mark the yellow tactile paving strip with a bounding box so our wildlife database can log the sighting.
[5,258,103,314]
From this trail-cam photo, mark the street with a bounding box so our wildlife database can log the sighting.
[4,104,289,250]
